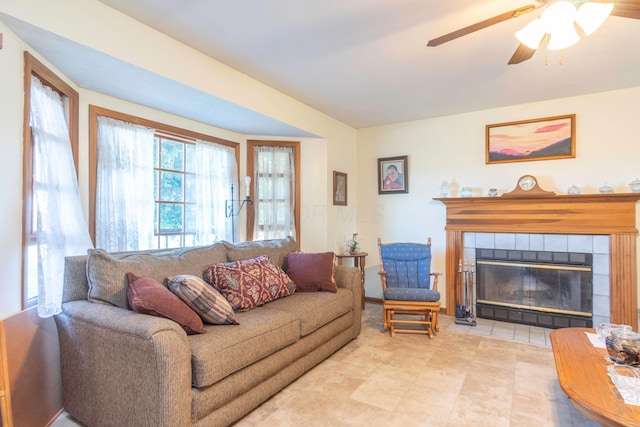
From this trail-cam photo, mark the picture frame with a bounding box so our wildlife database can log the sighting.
[486,114,575,164]
[378,155,408,194]
[333,171,347,205]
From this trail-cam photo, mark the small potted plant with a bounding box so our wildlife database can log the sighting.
[348,233,359,254]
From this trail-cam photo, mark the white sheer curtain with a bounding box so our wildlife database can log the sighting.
[195,140,237,244]
[253,145,296,240]
[29,75,93,317]
[96,116,155,251]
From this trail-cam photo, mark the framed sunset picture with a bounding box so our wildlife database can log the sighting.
[486,114,575,164]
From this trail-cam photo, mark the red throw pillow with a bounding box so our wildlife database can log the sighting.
[203,256,295,311]
[126,272,206,335]
[285,252,337,293]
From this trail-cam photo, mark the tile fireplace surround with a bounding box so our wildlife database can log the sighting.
[435,194,640,330]
[463,232,609,326]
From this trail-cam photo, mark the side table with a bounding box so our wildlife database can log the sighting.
[335,252,367,309]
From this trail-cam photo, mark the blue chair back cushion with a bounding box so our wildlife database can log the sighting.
[380,243,432,289]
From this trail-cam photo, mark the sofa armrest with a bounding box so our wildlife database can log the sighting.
[55,300,192,427]
[334,265,362,337]
[334,265,359,291]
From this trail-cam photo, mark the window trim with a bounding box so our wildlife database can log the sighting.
[246,140,301,243]
[88,105,239,245]
[22,52,80,309]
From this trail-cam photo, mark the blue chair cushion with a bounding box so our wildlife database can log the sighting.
[384,287,440,303]
[379,243,432,289]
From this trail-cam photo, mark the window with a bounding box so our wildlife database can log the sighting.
[154,134,197,248]
[89,106,239,251]
[246,140,300,242]
[22,53,91,314]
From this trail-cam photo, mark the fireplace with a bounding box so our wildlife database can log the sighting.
[474,248,593,328]
[435,193,640,330]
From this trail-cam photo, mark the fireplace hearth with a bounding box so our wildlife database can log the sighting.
[475,248,593,328]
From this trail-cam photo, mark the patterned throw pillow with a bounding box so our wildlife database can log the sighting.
[167,275,239,325]
[203,256,296,311]
[285,252,337,292]
[126,272,206,335]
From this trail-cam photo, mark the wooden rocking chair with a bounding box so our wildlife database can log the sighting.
[377,237,442,339]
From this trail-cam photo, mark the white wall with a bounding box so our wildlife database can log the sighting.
[0,0,358,318]
[357,87,640,308]
[0,22,28,318]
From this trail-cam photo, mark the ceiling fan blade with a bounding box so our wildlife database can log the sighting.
[508,43,537,65]
[427,4,538,47]
[610,0,640,19]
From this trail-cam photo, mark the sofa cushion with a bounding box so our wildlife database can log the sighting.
[285,252,337,293]
[223,237,299,269]
[126,272,206,335]
[167,275,238,325]
[87,243,227,308]
[203,256,296,311]
[262,288,353,336]
[188,307,300,387]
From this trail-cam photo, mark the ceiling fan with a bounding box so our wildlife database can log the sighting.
[426,0,640,65]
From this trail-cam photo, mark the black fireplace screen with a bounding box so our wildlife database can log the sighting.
[476,261,592,316]
[475,249,593,328]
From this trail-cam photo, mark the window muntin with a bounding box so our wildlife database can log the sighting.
[153,134,197,248]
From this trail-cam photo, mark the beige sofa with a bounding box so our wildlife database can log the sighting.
[55,237,362,427]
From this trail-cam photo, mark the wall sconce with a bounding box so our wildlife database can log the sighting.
[225,176,253,242]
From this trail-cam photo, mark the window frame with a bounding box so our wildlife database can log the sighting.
[246,140,301,243]
[22,52,80,309]
[88,106,239,245]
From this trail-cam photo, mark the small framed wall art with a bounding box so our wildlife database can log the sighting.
[486,114,575,164]
[378,155,408,194]
[333,171,347,205]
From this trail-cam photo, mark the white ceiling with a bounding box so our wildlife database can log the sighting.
[5,0,640,132]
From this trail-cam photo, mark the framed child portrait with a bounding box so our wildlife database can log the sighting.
[378,156,408,194]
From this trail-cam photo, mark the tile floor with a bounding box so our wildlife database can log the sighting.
[446,313,553,347]
[53,304,601,427]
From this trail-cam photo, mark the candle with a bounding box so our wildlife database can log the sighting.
[245,176,251,198]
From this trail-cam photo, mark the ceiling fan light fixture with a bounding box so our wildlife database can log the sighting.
[576,2,614,35]
[547,24,580,50]
[516,18,546,49]
[541,1,577,33]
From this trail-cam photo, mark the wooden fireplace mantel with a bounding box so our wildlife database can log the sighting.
[434,193,640,330]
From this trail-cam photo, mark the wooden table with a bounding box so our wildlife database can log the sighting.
[550,327,640,427]
[335,252,367,309]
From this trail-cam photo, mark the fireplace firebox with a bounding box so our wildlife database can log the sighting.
[475,248,593,329]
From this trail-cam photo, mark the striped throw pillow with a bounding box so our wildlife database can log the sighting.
[168,274,239,325]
